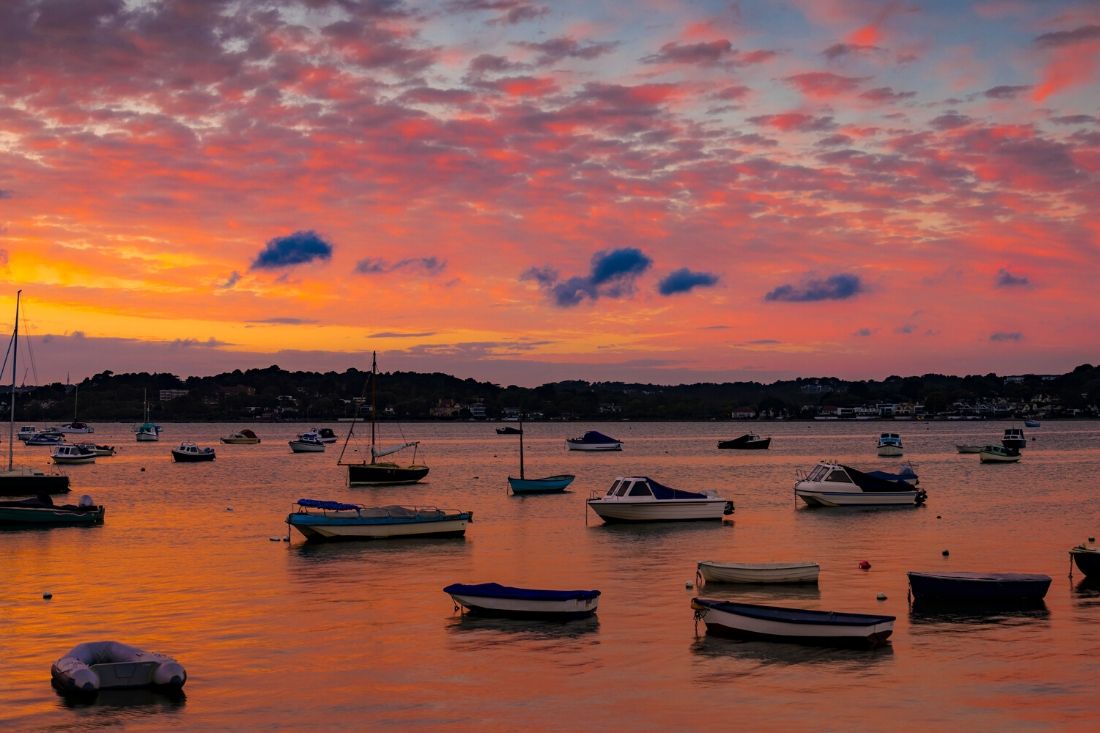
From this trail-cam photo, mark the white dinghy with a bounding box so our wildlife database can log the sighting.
[696,561,820,585]
[51,641,186,695]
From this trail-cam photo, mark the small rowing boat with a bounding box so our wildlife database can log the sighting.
[444,582,600,620]
[692,598,894,647]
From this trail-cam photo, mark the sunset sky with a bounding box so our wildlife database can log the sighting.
[1,0,1098,386]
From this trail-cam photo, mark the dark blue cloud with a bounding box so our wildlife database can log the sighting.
[219,271,241,289]
[658,268,719,295]
[524,247,653,307]
[355,256,446,275]
[251,231,333,270]
[995,268,1030,287]
[764,273,863,302]
[990,331,1023,342]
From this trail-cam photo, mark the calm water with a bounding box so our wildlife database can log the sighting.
[3,421,1099,732]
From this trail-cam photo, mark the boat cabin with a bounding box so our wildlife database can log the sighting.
[599,476,716,502]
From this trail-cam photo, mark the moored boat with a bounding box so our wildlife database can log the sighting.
[0,494,104,526]
[979,445,1020,463]
[443,582,600,620]
[286,499,471,541]
[25,431,64,446]
[339,353,430,486]
[717,433,771,450]
[508,417,574,494]
[876,432,903,457]
[1024,419,1041,428]
[496,426,522,435]
[1070,545,1100,578]
[135,422,160,442]
[586,476,733,523]
[794,461,925,507]
[566,430,622,451]
[16,426,37,441]
[691,598,895,648]
[51,444,96,465]
[907,571,1052,602]
[955,444,983,454]
[220,429,260,444]
[51,641,186,695]
[1001,427,1026,450]
[77,442,116,457]
[696,561,819,585]
[314,427,338,444]
[289,432,326,453]
[56,421,94,434]
[171,442,216,462]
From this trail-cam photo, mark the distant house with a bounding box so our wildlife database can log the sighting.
[731,407,756,419]
[430,399,462,418]
[469,402,487,419]
[159,389,189,401]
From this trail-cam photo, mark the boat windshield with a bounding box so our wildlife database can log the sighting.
[606,480,622,496]
[824,468,853,483]
[805,464,830,482]
[615,481,632,497]
[628,483,653,497]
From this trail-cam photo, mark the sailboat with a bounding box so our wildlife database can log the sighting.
[507,418,574,494]
[56,383,94,433]
[0,291,71,496]
[135,388,159,441]
[338,352,429,486]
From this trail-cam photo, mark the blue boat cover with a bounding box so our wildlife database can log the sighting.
[864,466,918,483]
[443,582,600,601]
[297,498,360,511]
[644,478,709,500]
[571,431,619,444]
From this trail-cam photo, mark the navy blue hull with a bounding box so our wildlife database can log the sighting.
[1070,549,1100,578]
[907,572,1051,602]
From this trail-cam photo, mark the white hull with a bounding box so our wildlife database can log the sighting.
[448,593,598,617]
[293,517,467,539]
[980,452,1021,463]
[697,604,893,643]
[567,442,621,451]
[877,446,903,457]
[51,455,95,465]
[795,488,919,507]
[289,441,325,453]
[698,561,819,584]
[57,427,94,434]
[587,498,729,522]
[136,432,159,442]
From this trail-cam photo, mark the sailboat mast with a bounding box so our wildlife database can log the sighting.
[8,290,20,471]
[370,351,377,465]
[518,416,525,480]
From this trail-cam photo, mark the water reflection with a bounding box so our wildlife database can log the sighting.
[1072,576,1100,601]
[692,584,822,602]
[909,599,1050,626]
[690,636,895,668]
[445,615,600,646]
[55,686,187,713]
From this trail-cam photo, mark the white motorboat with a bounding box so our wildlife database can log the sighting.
[26,431,64,446]
[566,430,622,451]
[220,429,261,444]
[794,461,925,507]
[876,433,903,457]
[51,444,97,465]
[290,432,326,453]
[16,426,37,441]
[77,442,116,457]
[586,476,733,523]
[979,445,1021,463]
[135,422,160,442]
[696,561,820,585]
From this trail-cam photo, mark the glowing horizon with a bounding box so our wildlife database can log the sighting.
[1,1,1098,387]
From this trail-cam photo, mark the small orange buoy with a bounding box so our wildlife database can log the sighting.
[858,560,871,570]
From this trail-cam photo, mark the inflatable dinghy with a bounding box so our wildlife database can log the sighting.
[51,641,186,694]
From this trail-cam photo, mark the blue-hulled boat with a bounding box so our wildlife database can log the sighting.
[508,418,574,495]
[1024,419,1040,428]
[566,430,622,451]
[907,571,1052,602]
[444,582,600,620]
[286,499,471,541]
[691,598,895,648]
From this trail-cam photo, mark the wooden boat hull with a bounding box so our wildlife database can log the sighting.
[508,474,575,494]
[346,463,429,486]
[587,498,732,523]
[907,571,1052,602]
[697,561,819,584]
[0,470,71,496]
[444,583,599,620]
[288,513,469,541]
[692,598,894,648]
[1070,547,1100,578]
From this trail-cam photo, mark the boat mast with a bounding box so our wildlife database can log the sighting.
[8,290,20,471]
[518,415,525,480]
[370,351,377,465]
